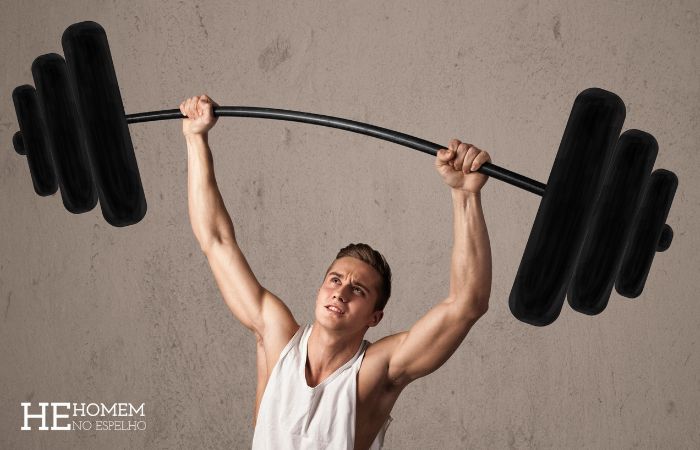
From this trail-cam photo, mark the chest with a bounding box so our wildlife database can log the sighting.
[260,347,398,436]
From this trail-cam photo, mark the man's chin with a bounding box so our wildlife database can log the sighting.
[316,312,351,328]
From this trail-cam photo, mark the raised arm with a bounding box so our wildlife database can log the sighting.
[182,95,297,339]
[386,139,492,387]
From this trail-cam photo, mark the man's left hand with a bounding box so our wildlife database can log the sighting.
[435,139,491,193]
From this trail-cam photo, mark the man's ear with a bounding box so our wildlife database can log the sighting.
[368,310,384,327]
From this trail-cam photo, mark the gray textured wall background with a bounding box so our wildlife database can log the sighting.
[1,0,698,449]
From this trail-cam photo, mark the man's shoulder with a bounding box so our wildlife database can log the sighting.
[360,331,409,387]
[366,331,407,358]
[357,332,409,420]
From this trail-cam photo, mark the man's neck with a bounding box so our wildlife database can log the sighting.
[305,323,366,387]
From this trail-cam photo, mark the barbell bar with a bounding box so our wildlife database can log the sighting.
[129,106,546,191]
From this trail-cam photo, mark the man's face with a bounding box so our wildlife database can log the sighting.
[315,257,384,331]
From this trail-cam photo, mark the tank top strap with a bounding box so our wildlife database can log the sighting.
[351,340,371,371]
[299,324,313,364]
[279,324,307,363]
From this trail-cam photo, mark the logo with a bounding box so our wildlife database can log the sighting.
[21,402,146,431]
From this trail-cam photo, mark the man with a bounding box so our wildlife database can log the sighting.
[181,94,492,450]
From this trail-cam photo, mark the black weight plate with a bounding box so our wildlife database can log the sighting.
[13,131,25,155]
[32,53,97,214]
[616,170,677,298]
[509,88,626,326]
[657,224,673,252]
[12,85,57,196]
[568,130,657,315]
[62,21,146,226]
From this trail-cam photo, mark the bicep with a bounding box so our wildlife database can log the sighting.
[387,299,478,386]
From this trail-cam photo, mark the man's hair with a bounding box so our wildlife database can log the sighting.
[325,243,392,312]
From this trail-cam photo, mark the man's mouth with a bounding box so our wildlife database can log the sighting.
[325,305,345,314]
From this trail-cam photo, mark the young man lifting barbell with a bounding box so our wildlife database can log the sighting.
[181,94,492,450]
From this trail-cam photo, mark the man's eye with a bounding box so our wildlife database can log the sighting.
[353,287,363,295]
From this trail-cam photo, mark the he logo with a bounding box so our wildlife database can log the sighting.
[21,402,146,431]
[21,402,72,431]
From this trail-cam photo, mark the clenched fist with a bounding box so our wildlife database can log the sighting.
[435,139,491,193]
[180,94,219,137]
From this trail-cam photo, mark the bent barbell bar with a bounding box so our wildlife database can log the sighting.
[126,107,547,197]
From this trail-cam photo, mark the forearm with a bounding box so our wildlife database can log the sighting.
[186,133,235,248]
[447,189,492,318]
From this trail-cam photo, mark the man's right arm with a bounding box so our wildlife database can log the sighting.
[182,95,298,339]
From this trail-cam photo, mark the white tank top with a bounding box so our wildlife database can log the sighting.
[252,324,393,449]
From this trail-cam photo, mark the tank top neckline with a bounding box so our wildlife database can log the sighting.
[299,324,369,391]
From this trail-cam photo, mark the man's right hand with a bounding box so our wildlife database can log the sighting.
[180,94,219,137]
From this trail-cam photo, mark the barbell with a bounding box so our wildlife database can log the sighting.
[10,21,678,326]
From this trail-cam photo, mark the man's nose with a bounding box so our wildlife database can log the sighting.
[333,286,348,302]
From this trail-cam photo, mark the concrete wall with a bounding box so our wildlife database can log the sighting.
[1,0,698,448]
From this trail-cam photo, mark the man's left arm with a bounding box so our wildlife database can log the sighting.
[386,139,492,387]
